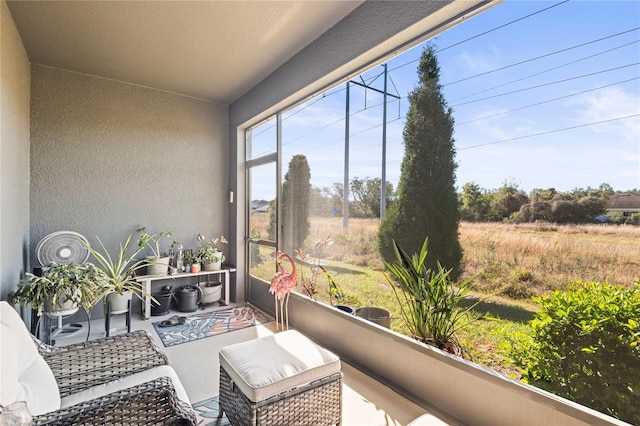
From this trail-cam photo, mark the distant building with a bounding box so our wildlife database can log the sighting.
[607,192,640,218]
[251,201,270,213]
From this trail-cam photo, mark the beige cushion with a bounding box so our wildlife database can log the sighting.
[407,413,451,425]
[60,365,190,408]
[219,330,340,402]
[0,301,61,415]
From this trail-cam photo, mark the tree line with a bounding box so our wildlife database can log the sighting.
[459,181,625,224]
[307,179,636,225]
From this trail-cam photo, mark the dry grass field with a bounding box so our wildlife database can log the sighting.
[253,214,640,297]
[252,215,640,375]
[459,221,640,298]
[303,217,640,292]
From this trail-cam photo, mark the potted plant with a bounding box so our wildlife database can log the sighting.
[184,250,201,273]
[84,235,156,313]
[197,235,227,271]
[11,262,109,317]
[384,237,487,356]
[137,227,175,276]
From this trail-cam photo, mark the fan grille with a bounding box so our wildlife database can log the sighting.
[36,231,90,266]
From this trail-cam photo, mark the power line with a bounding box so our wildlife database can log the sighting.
[389,0,570,72]
[252,0,574,132]
[281,98,401,147]
[456,77,640,126]
[450,40,640,102]
[451,62,640,107]
[443,27,640,87]
[253,86,346,138]
[458,114,640,151]
[253,3,598,141]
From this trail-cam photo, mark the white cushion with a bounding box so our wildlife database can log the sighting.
[219,330,341,403]
[60,365,190,408]
[0,301,61,415]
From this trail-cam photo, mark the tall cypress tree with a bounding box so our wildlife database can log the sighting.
[378,46,462,277]
[282,154,311,255]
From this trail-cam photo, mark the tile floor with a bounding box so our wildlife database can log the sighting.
[54,303,454,426]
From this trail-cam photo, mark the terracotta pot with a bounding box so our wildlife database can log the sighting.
[191,263,201,273]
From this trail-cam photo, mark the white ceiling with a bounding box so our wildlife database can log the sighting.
[6,1,363,105]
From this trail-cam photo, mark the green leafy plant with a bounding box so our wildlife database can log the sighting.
[197,235,227,264]
[183,250,200,265]
[510,280,640,424]
[84,235,154,301]
[384,237,485,354]
[11,262,109,315]
[137,227,175,258]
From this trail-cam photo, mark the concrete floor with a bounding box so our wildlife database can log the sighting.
[55,303,452,426]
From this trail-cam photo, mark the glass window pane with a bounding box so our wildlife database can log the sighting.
[249,243,275,282]
[247,117,277,160]
[249,163,276,242]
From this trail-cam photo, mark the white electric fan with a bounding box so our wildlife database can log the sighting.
[35,231,91,341]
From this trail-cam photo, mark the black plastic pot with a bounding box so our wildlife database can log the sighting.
[336,305,355,315]
[175,285,202,312]
[151,286,173,316]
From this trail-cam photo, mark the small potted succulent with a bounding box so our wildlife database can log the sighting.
[184,250,202,273]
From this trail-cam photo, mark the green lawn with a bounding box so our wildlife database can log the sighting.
[269,255,539,378]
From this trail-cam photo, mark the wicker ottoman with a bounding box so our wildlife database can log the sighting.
[218,330,342,426]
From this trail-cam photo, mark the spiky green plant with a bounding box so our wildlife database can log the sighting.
[85,235,154,302]
[384,237,485,352]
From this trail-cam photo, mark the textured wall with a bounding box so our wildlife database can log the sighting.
[0,0,31,301]
[30,65,228,310]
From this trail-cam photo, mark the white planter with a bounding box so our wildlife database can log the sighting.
[147,256,170,276]
[43,296,78,317]
[105,291,132,314]
[200,283,222,304]
[203,260,222,271]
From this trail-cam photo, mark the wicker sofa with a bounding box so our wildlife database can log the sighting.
[0,301,196,425]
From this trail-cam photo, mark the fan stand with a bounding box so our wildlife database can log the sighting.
[35,231,92,344]
[49,315,83,341]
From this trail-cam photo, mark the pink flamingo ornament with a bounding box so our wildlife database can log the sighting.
[269,251,297,331]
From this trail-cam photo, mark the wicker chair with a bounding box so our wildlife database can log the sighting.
[0,302,196,425]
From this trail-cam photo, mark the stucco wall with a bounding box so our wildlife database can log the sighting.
[30,65,229,311]
[0,0,31,301]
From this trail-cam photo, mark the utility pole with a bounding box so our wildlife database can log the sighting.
[344,66,399,230]
[343,82,350,231]
[381,64,388,219]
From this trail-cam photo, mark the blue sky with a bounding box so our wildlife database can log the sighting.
[260,1,640,199]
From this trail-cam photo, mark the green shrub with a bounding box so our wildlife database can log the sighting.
[512,280,640,423]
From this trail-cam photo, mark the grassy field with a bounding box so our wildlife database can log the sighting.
[252,215,640,376]
[459,221,640,298]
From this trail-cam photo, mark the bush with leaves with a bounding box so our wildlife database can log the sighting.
[511,280,640,423]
